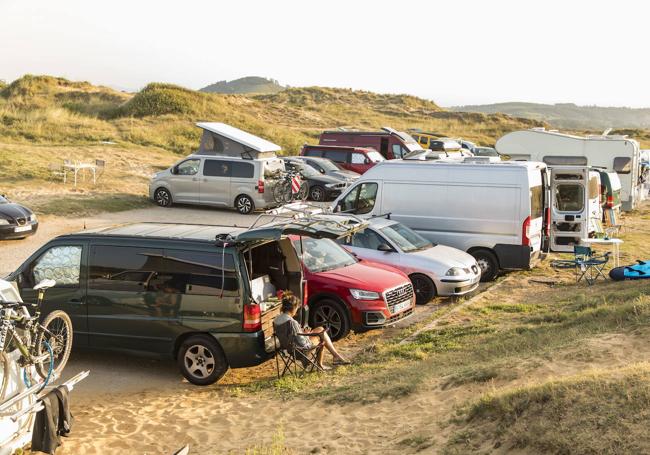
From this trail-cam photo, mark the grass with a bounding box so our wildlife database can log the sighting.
[445,364,650,454]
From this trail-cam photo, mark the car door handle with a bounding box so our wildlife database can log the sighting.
[192,177,199,181]
[67,298,84,305]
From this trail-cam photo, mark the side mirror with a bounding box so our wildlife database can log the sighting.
[320,169,326,174]
[171,167,178,175]
[377,243,393,252]
[34,279,56,291]
[364,158,371,164]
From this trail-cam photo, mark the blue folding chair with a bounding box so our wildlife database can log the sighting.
[552,245,610,285]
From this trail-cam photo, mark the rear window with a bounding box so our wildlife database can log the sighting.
[366,151,385,162]
[324,150,348,163]
[303,149,324,157]
[530,185,543,219]
[555,184,585,212]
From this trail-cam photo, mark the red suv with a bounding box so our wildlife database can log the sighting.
[300,145,385,174]
[292,236,415,340]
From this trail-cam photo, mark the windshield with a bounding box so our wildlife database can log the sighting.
[380,223,432,252]
[367,151,385,162]
[292,238,357,273]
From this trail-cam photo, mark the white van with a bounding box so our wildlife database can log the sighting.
[331,159,547,281]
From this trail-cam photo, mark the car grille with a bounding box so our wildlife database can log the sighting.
[384,283,414,312]
[15,217,26,226]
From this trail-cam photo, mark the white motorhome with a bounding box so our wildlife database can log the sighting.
[496,128,642,211]
[331,159,547,281]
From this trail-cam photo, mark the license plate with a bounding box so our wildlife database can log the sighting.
[391,300,411,314]
[14,225,31,233]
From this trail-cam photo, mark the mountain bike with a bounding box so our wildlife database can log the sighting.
[0,279,73,384]
[271,169,308,204]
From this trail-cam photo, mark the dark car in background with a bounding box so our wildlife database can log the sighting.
[473,146,500,158]
[0,194,38,240]
[291,156,360,182]
[282,157,350,201]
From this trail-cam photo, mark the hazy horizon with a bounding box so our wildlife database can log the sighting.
[2,0,650,108]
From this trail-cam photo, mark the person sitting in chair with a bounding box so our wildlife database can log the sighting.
[274,292,351,369]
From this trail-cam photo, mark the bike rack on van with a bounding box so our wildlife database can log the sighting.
[0,370,89,422]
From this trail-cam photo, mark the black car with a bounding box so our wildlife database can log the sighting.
[291,156,360,182]
[282,158,351,201]
[0,194,38,240]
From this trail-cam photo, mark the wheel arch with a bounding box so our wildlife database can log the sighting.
[173,331,222,359]
[467,246,500,267]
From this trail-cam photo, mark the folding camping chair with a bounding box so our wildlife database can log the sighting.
[552,245,610,285]
[273,320,325,378]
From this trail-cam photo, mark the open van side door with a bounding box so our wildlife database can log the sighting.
[548,166,591,253]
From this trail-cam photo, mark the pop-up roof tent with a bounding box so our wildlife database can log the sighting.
[196,122,281,159]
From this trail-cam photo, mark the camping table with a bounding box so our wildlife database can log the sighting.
[580,238,624,267]
[63,162,97,187]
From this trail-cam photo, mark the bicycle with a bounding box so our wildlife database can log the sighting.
[271,169,308,204]
[0,279,73,384]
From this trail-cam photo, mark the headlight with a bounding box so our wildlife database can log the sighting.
[350,289,381,300]
[445,267,465,276]
[0,219,9,225]
[325,183,338,188]
[29,214,37,222]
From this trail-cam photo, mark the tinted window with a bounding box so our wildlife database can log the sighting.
[350,229,386,250]
[32,246,82,288]
[304,149,324,157]
[203,160,231,177]
[613,157,632,174]
[232,161,254,178]
[530,185,543,219]
[324,150,348,163]
[176,159,200,176]
[89,246,239,296]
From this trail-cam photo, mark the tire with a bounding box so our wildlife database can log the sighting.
[35,310,73,380]
[309,299,350,341]
[235,194,254,215]
[272,181,291,204]
[472,250,499,282]
[309,185,326,202]
[177,335,228,386]
[154,187,172,207]
[410,274,436,305]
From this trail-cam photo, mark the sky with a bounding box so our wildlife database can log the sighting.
[1,0,649,107]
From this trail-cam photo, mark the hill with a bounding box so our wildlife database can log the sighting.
[199,76,284,94]
[452,101,650,130]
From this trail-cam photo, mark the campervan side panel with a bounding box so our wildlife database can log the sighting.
[380,179,521,252]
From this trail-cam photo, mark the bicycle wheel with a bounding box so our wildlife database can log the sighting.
[296,182,309,201]
[35,310,73,380]
[273,180,291,204]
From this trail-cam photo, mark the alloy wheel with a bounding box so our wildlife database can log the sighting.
[184,345,216,379]
[313,305,342,339]
[155,189,171,207]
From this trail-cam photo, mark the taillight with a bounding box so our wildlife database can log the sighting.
[243,303,261,332]
[522,216,531,246]
[606,195,613,208]
[256,179,264,194]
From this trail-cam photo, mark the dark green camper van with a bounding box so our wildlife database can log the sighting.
[7,221,357,385]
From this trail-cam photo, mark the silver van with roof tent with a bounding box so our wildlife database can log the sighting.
[149,123,286,214]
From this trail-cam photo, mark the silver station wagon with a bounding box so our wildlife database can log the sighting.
[337,217,481,304]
